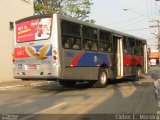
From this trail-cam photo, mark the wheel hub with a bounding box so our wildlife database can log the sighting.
[100,72,107,84]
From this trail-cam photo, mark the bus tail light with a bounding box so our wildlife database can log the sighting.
[12,58,15,63]
[53,56,57,60]
[12,53,15,63]
[69,64,75,67]
[53,49,58,66]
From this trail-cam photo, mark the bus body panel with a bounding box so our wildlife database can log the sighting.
[13,13,148,82]
[13,14,60,80]
[123,55,144,76]
[13,44,59,79]
[57,14,147,81]
[61,49,114,80]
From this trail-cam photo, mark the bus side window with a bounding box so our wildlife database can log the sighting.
[73,38,81,49]
[127,41,132,55]
[134,40,143,56]
[91,41,98,51]
[83,39,92,51]
[62,36,70,49]
[129,38,137,55]
[82,26,98,51]
[99,30,112,53]
[83,39,90,51]
[61,20,81,50]
[135,40,139,55]
[65,40,70,48]
[137,41,143,56]
[99,43,104,52]
[123,37,128,54]
[127,38,135,55]
[132,40,135,55]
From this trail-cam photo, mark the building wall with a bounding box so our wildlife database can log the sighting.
[0,0,34,82]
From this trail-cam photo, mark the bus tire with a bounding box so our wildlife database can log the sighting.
[94,68,108,88]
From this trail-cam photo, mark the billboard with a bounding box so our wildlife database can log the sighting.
[149,50,159,59]
[16,18,52,42]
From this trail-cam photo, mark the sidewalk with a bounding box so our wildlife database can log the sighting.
[0,80,49,90]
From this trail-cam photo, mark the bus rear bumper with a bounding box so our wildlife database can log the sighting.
[13,68,59,81]
[14,76,59,81]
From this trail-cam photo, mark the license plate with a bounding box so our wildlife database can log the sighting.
[28,64,38,70]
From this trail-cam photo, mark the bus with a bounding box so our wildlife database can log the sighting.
[13,13,148,88]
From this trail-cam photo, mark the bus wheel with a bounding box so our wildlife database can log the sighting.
[94,68,108,88]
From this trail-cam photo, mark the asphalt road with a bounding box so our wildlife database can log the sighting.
[0,74,157,120]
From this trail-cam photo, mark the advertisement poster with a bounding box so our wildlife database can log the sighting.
[149,50,159,59]
[16,18,52,42]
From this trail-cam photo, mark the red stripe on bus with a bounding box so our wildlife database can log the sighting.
[70,53,83,66]
[14,47,30,58]
[124,55,143,66]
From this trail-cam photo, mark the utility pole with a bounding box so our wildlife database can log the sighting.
[150,20,160,65]
[150,20,160,50]
[156,0,160,50]
[158,21,160,50]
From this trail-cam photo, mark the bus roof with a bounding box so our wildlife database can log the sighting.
[58,14,146,42]
[16,13,146,42]
[15,14,53,24]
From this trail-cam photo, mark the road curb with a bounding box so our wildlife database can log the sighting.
[0,82,48,90]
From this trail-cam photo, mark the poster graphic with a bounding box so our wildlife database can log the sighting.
[16,18,52,42]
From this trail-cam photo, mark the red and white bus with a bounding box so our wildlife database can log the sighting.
[13,13,148,88]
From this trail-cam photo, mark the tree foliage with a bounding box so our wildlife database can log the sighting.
[34,0,95,23]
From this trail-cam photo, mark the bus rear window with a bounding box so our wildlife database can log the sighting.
[16,17,52,42]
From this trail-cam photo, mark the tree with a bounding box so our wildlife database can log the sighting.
[34,0,95,23]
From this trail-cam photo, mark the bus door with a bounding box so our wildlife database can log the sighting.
[113,35,123,79]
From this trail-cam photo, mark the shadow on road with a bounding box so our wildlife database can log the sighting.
[0,73,157,120]
[34,76,145,92]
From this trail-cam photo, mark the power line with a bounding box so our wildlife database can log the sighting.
[123,27,153,32]
[149,0,154,18]
[116,17,147,30]
[147,37,157,40]
[155,0,157,19]
[145,0,149,16]
[104,15,147,26]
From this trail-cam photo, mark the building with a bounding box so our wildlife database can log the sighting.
[149,49,159,66]
[0,0,34,82]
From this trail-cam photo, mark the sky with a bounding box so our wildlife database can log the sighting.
[90,0,160,49]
